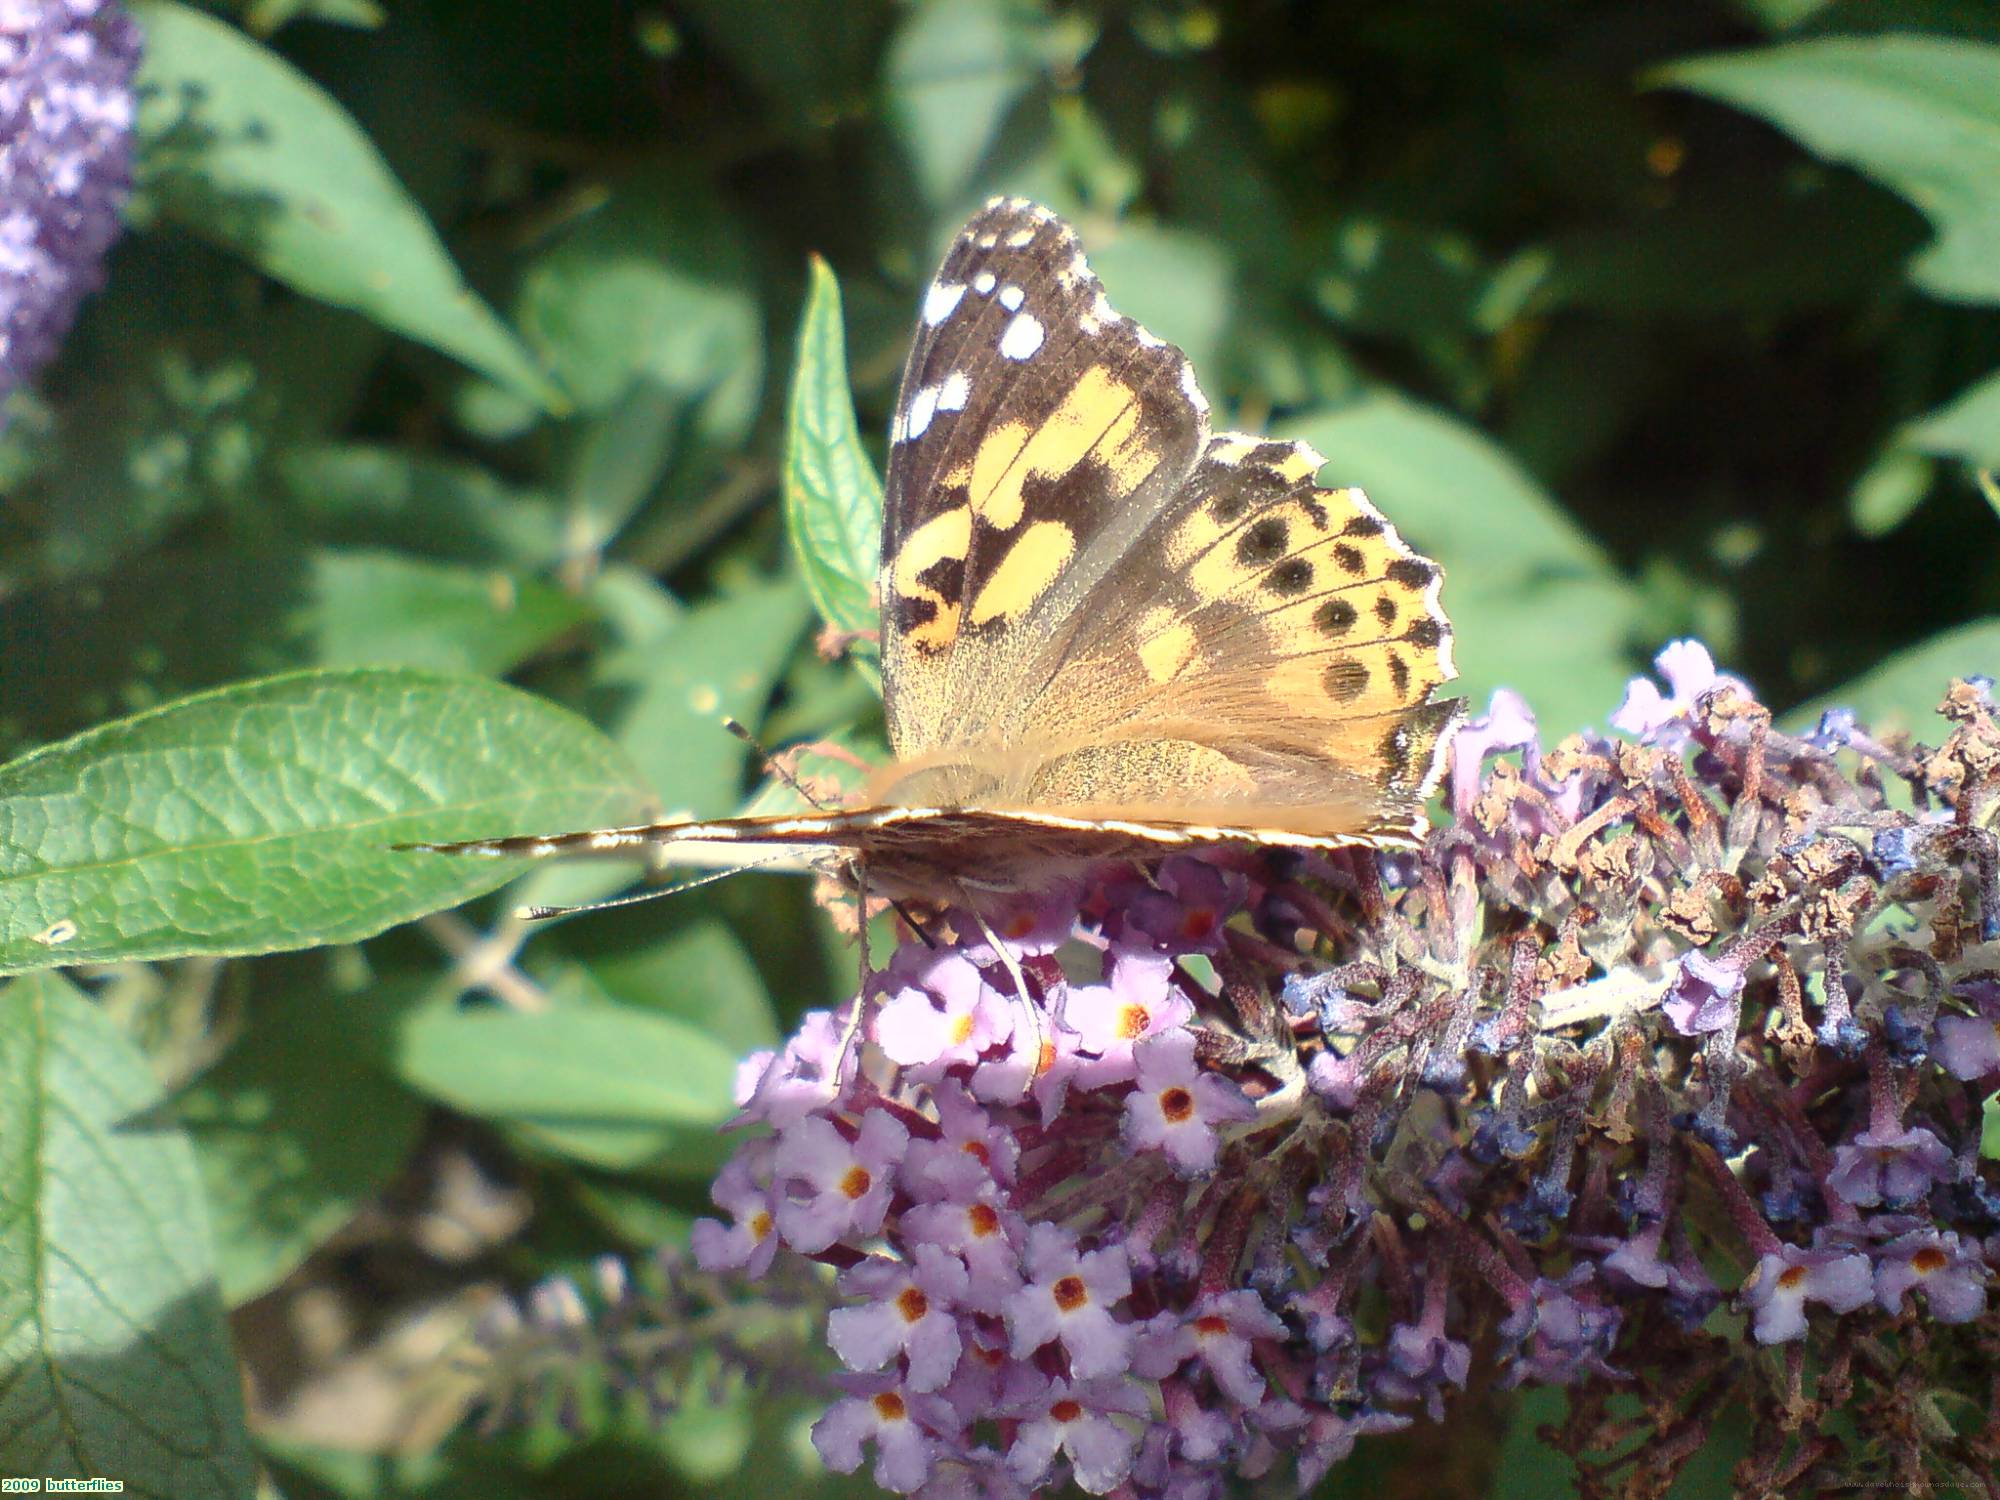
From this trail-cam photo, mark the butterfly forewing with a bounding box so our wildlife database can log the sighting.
[879,199,1210,760]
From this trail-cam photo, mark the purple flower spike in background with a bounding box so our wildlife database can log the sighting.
[0,0,140,410]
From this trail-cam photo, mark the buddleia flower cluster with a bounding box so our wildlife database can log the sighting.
[0,0,141,408]
[477,644,2000,1499]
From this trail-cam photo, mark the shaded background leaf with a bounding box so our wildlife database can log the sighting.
[0,972,256,1499]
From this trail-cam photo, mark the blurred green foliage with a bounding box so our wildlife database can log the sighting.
[2,1,1998,1496]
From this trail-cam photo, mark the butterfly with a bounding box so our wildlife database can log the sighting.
[410,198,1461,903]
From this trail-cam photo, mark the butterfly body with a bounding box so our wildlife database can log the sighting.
[414,199,1460,899]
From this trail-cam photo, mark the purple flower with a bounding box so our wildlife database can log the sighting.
[1121,1027,1258,1176]
[1134,1291,1285,1406]
[1826,1123,1955,1208]
[1065,947,1192,1083]
[812,1374,956,1494]
[1610,640,1749,744]
[1448,688,1540,816]
[1003,1222,1134,1379]
[1741,1246,1874,1344]
[1496,1270,1623,1386]
[828,1247,970,1392]
[875,953,1014,1074]
[900,1193,1025,1316]
[1122,858,1248,953]
[0,0,139,407]
[1935,1013,2000,1080]
[1001,1375,1149,1494]
[735,1009,855,1127]
[1871,1228,1989,1324]
[901,1079,1020,1200]
[688,1145,780,1277]
[775,1110,908,1254]
[1660,948,1747,1036]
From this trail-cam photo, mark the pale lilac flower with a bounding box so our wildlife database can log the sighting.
[1448,688,1540,816]
[875,953,1013,1073]
[1610,640,1749,743]
[900,1193,1025,1316]
[1871,1228,1988,1324]
[1066,948,1191,1083]
[1661,948,1747,1036]
[735,1009,855,1127]
[1497,1269,1624,1385]
[775,1110,908,1254]
[0,0,140,406]
[1741,1246,1874,1344]
[1123,858,1247,953]
[901,1079,1020,1199]
[1001,1375,1149,1494]
[1827,1123,1955,1208]
[1935,1012,2000,1080]
[1132,1291,1284,1405]
[1122,1028,1257,1175]
[828,1246,970,1392]
[688,1145,780,1277]
[813,1374,956,1494]
[1004,1222,1134,1379]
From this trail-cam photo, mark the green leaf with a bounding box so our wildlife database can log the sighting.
[584,913,781,1060]
[885,0,1036,205]
[1286,393,1647,735]
[0,972,255,1498]
[306,550,587,675]
[396,995,740,1170]
[1904,366,2000,467]
[1658,37,2000,303]
[515,170,761,432]
[0,670,650,975]
[1982,1088,2000,1161]
[784,257,885,684]
[1847,446,1936,536]
[131,2,558,409]
[178,962,426,1305]
[1790,620,2000,734]
[279,443,565,567]
[596,577,815,821]
[1087,224,1236,388]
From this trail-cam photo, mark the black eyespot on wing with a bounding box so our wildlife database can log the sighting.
[1343,514,1384,538]
[1387,557,1436,591]
[1333,543,1365,575]
[1314,598,1357,636]
[1237,516,1290,564]
[1388,651,1410,697]
[1266,557,1314,595]
[1373,595,1397,627]
[1323,659,1369,702]
[1406,616,1444,648]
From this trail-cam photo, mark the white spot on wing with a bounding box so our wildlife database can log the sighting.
[937,370,971,411]
[1006,227,1035,247]
[998,284,1024,311]
[973,271,996,295]
[999,313,1045,360]
[923,281,966,326]
[1179,362,1208,413]
[904,383,941,441]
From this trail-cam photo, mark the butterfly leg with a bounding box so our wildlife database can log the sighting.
[833,855,876,1068]
[959,895,1049,1080]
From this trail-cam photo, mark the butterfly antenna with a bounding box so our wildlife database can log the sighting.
[722,717,831,811]
[519,857,787,922]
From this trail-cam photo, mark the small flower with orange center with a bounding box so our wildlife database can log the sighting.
[1121,1028,1258,1175]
